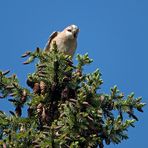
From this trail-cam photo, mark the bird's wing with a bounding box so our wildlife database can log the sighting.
[44,31,59,51]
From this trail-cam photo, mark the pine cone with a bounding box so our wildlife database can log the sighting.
[21,90,27,103]
[15,106,22,117]
[33,83,40,94]
[41,107,46,121]
[40,81,47,94]
[37,103,43,114]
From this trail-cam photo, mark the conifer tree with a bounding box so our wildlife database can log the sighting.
[0,43,145,148]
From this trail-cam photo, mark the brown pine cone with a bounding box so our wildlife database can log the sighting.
[37,103,43,114]
[40,81,47,94]
[15,106,22,117]
[21,89,27,103]
[33,83,40,94]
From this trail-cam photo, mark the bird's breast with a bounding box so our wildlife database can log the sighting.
[53,37,77,56]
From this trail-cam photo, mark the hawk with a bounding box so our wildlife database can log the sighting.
[44,25,79,57]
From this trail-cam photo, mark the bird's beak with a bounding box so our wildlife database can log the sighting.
[74,28,80,38]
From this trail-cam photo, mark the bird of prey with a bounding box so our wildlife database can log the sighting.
[44,24,79,57]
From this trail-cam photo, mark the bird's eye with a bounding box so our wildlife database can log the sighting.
[67,29,72,32]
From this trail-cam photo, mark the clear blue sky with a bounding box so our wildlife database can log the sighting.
[0,1,148,147]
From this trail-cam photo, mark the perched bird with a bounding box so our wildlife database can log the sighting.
[44,24,79,57]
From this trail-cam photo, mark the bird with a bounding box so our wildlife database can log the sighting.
[44,24,79,57]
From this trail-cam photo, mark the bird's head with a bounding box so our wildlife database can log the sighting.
[64,24,79,39]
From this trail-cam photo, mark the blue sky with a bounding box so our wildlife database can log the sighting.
[0,1,148,147]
